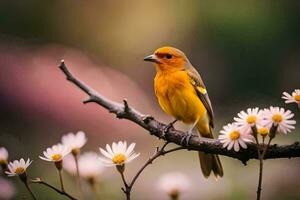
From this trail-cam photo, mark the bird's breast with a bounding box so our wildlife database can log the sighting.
[154,71,207,124]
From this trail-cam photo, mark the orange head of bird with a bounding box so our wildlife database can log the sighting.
[144,47,189,71]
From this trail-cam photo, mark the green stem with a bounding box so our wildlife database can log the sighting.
[256,137,273,200]
[31,178,77,200]
[58,169,65,192]
[117,169,130,200]
[24,181,37,200]
[74,154,84,199]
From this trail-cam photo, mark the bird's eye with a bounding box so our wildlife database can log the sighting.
[165,54,172,59]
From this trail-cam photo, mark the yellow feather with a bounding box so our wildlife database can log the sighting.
[198,86,207,95]
[154,70,207,124]
[147,46,223,178]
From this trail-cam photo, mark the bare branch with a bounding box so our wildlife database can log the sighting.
[59,61,300,164]
[31,178,77,200]
[128,142,178,189]
[120,142,184,200]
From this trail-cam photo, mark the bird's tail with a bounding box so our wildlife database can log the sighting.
[198,152,223,178]
[196,123,223,178]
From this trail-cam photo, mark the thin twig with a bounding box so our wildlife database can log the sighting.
[129,144,182,189]
[58,61,300,164]
[256,137,273,200]
[262,138,273,161]
[254,132,263,200]
[120,142,184,200]
[118,169,130,200]
[256,152,263,200]
[24,182,37,200]
[31,178,77,200]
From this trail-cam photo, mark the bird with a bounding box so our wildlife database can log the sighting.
[144,46,223,178]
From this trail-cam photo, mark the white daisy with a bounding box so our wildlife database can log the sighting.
[63,152,104,179]
[61,131,87,154]
[219,123,254,152]
[263,106,296,134]
[0,147,8,164]
[234,107,264,134]
[39,144,70,162]
[157,172,190,199]
[99,141,140,166]
[282,89,300,108]
[5,158,32,177]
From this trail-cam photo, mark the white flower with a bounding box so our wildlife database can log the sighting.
[64,152,104,179]
[282,89,300,108]
[234,107,264,133]
[5,158,32,177]
[39,144,70,162]
[157,172,190,198]
[99,141,140,166]
[263,106,296,134]
[219,123,254,152]
[62,131,87,153]
[0,147,8,164]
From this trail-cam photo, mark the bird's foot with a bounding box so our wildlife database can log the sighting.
[163,120,177,132]
[160,120,178,138]
[180,130,193,146]
[161,119,177,138]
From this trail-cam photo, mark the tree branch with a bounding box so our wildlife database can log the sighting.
[31,178,77,200]
[58,60,300,164]
[119,142,184,200]
[128,142,183,190]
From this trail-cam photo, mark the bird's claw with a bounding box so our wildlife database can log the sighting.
[163,123,173,133]
[160,120,178,139]
[159,126,170,139]
[180,131,193,146]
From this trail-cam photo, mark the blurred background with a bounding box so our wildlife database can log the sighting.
[0,0,299,199]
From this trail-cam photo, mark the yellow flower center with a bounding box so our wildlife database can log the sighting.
[246,115,257,124]
[294,94,300,101]
[112,154,127,164]
[51,154,62,161]
[229,131,240,140]
[257,127,269,136]
[15,167,25,174]
[272,114,283,123]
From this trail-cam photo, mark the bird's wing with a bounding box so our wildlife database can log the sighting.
[186,65,214,128]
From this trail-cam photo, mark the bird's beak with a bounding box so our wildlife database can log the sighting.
[143,54,160,64]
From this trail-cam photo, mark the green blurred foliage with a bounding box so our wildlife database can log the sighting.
[0,0,299,99]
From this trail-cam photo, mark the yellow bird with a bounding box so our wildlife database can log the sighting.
[144,46,223,178]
